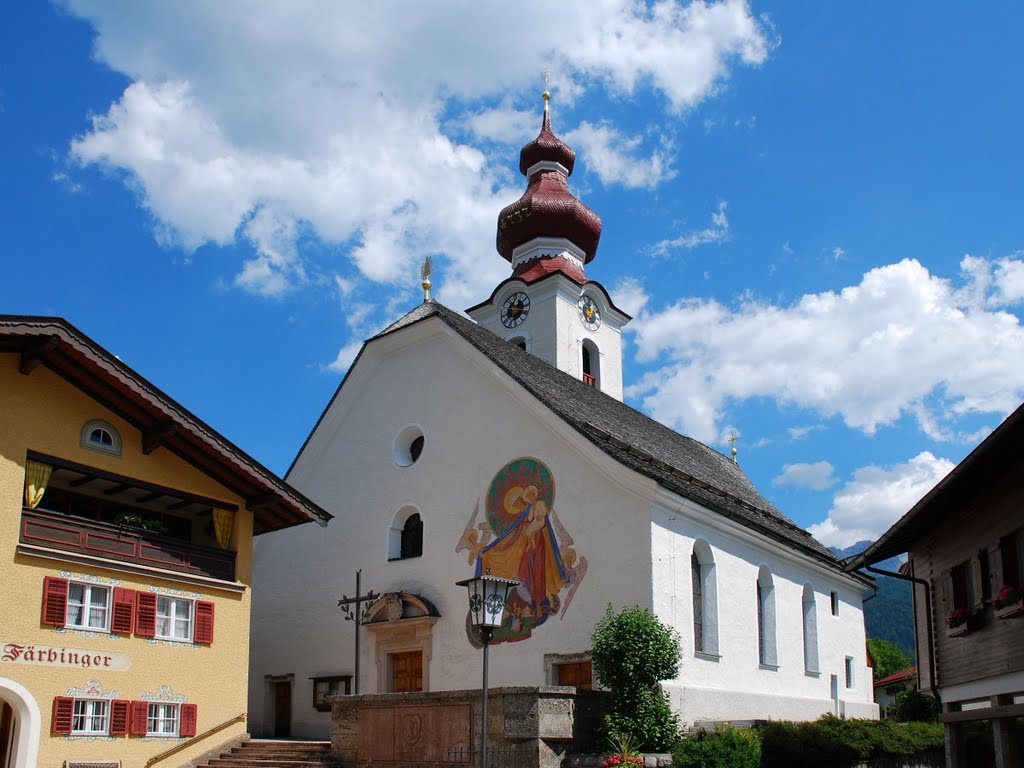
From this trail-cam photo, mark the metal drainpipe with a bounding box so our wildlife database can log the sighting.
[863,562,940,703]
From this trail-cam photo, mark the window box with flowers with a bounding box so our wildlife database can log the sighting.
[946,607,978,637]
[991,585,1024,619]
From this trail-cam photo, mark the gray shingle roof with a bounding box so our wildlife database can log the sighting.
[374,301,841,569]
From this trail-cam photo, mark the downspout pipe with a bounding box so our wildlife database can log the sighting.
[863,562,940,704]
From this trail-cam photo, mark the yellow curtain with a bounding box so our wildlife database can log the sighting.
[24,460,53,509]
[213,508,234,549]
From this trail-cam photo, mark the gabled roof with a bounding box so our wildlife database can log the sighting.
[874,665,917,689]
[0,315,331,534]
[310,301,844,571]
[845,400,1024,570]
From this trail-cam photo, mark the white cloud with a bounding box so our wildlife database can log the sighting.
[610,276,650,317]
[626,257,1024,443]
[63,0,769,300]
[773,461,835,491]
[566,122,676,189]
[326,341,363,375]
[788,425,819,441]
[652,200,730,256]
[807,452,954,549]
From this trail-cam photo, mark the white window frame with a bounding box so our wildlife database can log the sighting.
[71,698,109,735]
[146,702,179,737]
[156,596,194,642]
[65,581,111,632]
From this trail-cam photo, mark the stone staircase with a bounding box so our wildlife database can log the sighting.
[195,739,336,768]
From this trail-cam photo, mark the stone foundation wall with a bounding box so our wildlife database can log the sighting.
[329,686,609,768]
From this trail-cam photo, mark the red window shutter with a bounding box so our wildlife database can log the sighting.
[194,601,215,645]
[129,700,149,736]
[41,576,69,627]
[111,588,135,635]
[135,592,157,637]
[179,703,198,738]
[51,696,74,734]
[109,699,130,735]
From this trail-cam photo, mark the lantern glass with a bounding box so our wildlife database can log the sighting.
[457,574,519,629]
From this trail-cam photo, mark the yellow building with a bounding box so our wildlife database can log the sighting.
[0,315,331,768]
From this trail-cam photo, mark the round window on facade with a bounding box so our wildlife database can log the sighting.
[393,425,426,467]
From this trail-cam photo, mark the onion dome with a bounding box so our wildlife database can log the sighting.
[496,94,602,276]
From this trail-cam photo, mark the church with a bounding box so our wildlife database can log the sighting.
[247,94,877,740]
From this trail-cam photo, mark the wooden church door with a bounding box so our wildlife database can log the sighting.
[390,651,423,693]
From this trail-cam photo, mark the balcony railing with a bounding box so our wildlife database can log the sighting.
[582,373,595,387]
[20,508,235,582]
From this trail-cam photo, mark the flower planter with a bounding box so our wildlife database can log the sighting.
[995,599,1024,619]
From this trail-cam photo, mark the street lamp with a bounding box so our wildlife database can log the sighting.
[457,573,520,768]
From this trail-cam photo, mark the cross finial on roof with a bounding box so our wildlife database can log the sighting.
[542,65,550,107]
[420,256,433,303]
[728,434,738,464]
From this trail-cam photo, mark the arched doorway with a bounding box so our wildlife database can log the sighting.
[0,678,40,768]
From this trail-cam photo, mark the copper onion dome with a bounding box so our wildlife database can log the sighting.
[496,96,602,272]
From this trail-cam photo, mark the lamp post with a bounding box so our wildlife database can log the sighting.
[457,573,520,768]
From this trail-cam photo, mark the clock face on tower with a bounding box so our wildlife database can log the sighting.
[577,295,601,331]
[501,292,531,328]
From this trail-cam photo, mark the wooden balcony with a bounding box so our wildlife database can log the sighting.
[20,508,235,582]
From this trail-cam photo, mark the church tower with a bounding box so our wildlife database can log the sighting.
[466,93,631,400]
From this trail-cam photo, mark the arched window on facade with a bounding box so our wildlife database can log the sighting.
[80,419,122,457]
[581,339,600,388]
[691,540,719,656]
[757,566,778,667]
[509,336,528,351]
[802,583,819,674]
[388,507,423,561]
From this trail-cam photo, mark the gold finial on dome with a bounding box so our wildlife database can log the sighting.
[420,256,433,303]
[542,65,550,105]
[728,434,738,464]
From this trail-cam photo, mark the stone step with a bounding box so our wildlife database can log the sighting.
[195,739,336,768]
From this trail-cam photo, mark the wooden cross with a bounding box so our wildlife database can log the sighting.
[337,569,378,694]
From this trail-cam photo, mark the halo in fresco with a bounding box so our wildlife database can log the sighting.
[456,457,587,644]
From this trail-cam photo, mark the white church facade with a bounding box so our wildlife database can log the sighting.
[248,96,877,740]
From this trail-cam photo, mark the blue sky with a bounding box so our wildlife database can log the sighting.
[4,1,1024,547]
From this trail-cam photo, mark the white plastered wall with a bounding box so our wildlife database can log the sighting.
[249,317,653,739]
[651,501,877,723]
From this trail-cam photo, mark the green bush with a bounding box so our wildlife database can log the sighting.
[603,686,679,753]
[759,715,945,768]
[591,604,681,751]
[892,689,940,722]
[672,725,760,768]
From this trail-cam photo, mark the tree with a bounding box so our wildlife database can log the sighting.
[867,637,912,682]
[591,604,681,751]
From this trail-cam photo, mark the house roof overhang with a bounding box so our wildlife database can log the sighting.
[844,400,1024,571]
[0,315,332,535]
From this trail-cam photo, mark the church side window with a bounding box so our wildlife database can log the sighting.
[802,583,819,674]
[691,540,719,656]
[388,506,423,561]
[757,566,778,667]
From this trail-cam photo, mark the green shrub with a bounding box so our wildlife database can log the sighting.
[759,715,945,768]
[759,719,858,768]
[591,604,681,751]
[892,689,940,722]
[603,686,679,753]
[672,724,760,768]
